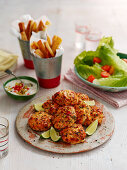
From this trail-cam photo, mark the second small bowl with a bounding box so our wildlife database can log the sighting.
[3,76,39,100]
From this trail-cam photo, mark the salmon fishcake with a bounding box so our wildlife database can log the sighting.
[74,103,91,125]
[60,124,86,144]
[28,111,52,131]
[52,106,77,130]
[76,93,89,104]
[42,100,59,115]
[49,102,59,115]
[54,106,77,118]
[52,90,78,106]
[42,99,52,113]
[84,105,103,126]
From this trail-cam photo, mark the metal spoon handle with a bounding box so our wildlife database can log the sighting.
[5,69,33,87]
[5,69,23,84]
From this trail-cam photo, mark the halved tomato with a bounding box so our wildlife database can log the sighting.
[101,71,110,78]
[101,65,111,72]
[93,57,101,64]
[87,75,95,83]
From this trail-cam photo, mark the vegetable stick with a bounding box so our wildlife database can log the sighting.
[44,41,54,57]
[42,43,50,58]
[18,22,25,32]
[37,40,48,57]
[45,20,51,26]
[37,20,44,31]
[21,31,28,41]
[34,49,44,58]
[52,36,62,54]
[31,41,38,50]
[25,20,33,40]
[43,26,47,31]
[32,21,38,32]
[47,35,51,47]
[52,35,57,48]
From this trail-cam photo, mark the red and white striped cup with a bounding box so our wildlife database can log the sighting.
[0,116,9,159]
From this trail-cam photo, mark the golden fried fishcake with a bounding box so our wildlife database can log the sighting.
[60,124,86,144]
[55,106,77,118]
[28,111,52,131]
[52,106,77,130]
[76,93,89,104]
[84,105,103,126]
[42,99,59,115]
[52,90,78,106]
[74,103,91,125]
[42,99,52,113]
[49,102,59,115]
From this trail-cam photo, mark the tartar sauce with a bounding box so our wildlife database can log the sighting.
[5,79,37,96]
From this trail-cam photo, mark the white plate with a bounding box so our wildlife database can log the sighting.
[16,95,115,154]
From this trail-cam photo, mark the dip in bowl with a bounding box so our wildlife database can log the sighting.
[3,76,39,100]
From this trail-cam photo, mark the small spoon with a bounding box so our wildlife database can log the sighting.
[5,69,23,83]
[5,69,33,87]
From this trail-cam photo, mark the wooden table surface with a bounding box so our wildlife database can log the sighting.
[0,0,127,169]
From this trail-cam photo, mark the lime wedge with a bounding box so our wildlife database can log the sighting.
[40,129,50,139]
[84,100,95,106]
[34,103,44,111]
[85,119,98,135]
[50,127,61,142]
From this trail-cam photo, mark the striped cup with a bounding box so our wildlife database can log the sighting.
[0,116,9,159]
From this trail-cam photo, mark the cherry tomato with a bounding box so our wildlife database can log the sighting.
[109,66,114,75]
[101,65,111,72]
[87,75,95,83]
[93,57,101,64]
[101,71,110,78]
[122,59,127,63]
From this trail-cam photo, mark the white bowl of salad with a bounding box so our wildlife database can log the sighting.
[74,37,127,92]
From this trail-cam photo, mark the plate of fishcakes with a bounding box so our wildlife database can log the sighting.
[16,90,115,154]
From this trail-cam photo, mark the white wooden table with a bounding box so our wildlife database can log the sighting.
[0,0,127,169]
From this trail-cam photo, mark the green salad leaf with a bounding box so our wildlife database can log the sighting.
[74,51,87,66]
[74,36,127,87]
[76,63,102,79]
[98,36,114,49]
[94,76,127,87]
[98,43,127,74]
[74,51,98,66]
